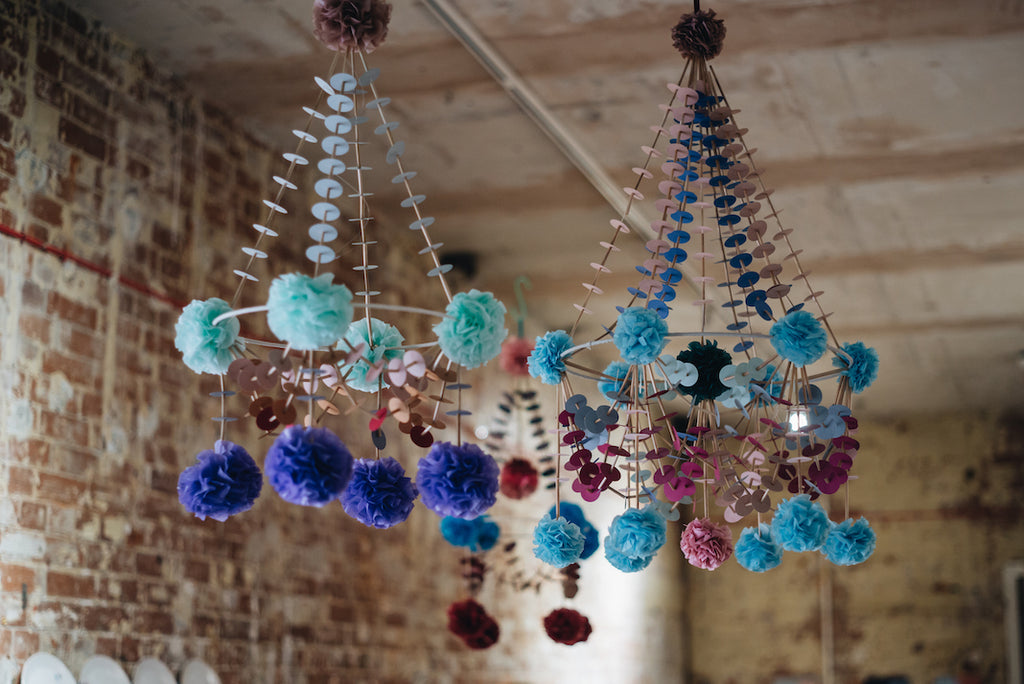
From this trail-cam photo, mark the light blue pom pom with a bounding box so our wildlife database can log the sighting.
[548,503,599,560]
[833,341,879,394]
[528,330,573,385]
[174,298,242,374]
[433,289,507,369]
[769,310,827,367]
[533,514,585,568]
[821,517,876,566]
[598,361,635,401]
[613,307,668,365]
[771,494,830,552]
[735,523,783,572]
[266,273,353,350]
[603,507,666,573]
[337,317,405,392]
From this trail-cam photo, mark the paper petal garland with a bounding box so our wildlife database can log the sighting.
[340,456,417,528]
[266,273,354,351]
[434,289,507,369]
[177,440,262,521]
[416,441,500,519]
[174,298,242,375]
[265,425,354,507]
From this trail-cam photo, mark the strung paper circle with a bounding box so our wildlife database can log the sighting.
[366,97,391,110]
[324,115,352,135]
[282,152,308,165]
[327,94,354,113]
[358,67,380,85]
[309,223,338,243]
[292,129,317,143]
[311,202,340,222]
[318,158,346,176]
[314,178,344,200]
[330,72,357,92]
[386,141,405,164]
[321,136,349,156]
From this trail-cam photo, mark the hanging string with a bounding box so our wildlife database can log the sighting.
[512,275,532,338]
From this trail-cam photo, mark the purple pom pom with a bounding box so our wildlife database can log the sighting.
[416,441,499,519]
[177,440,262,522]
[340,457,418,529]
[265,426,354,507]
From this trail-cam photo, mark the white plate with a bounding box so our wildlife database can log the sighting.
[181,659,221,684]
[19,652,75,684]
[79,655,131,684]
[132,658,176,684]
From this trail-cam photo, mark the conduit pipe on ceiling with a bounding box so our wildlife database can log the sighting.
[418,0,708,306]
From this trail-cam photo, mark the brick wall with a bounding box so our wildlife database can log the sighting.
[0,2,686,682]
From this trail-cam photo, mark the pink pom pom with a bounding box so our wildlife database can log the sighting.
[313,0,392,53]
[498,336,534,376]
[680,517,733,570]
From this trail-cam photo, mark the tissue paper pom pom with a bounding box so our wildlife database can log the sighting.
[337,317,405,393]
[313,0,392,53]
[528,330,573,385]
[672,8,726,60]
[434,289,507,369]
[340,457,417,529]
[680,518,734,571]
[613,307,668,365]
[174,298,242,374]
[599,361,634,401]
[416,441,500,519]
[833,341,879,394]
[676,340,732,403]
[498,336,534,376]
[265,426,354,507]
[447,599,500,650]
[822,517,876,566]
[267,273,353,351]
[177,440,262,521]
[500,458,539,499]
[770,310,827,367]
[604,507,666,573]
[735,523,784,572]
[533,515,585,568]
[543,608,592,646]
[771,493,831,552]
[440,515,500,552]
[549,502,599,560]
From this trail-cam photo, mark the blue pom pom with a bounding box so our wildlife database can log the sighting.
[769,310,827,367]
[735,523,783,572]
[174,298,242,374]
[548,502,599,560]
[598,361,635,401]
[177,440,262,521]
[441,515,500,552]
[771,494,830,552]
[338,317,405,393]
[833,341,879,394]
[433,289,507,369]
[528,330,573,385]
[267,273,353,350]
[265,426,354,507]
[340,457,418,529]
[603,507,666,573]
[613,307,668,365]
[822,517,876,566]
[533,514,585,568]
[416,441,500,519]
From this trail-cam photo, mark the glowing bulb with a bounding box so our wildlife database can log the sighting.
[474,425,490,440]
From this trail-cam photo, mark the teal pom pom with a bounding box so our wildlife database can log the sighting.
[598,361,634,401]
[735,523,783,572]
[613,307,668,365]
[822,517,876,566]
[528,330,573,385]
[338,317,405,392]
[434,289,507,369]
[174,298,242,374]
[832,341,879,394]
[441,515,501,552]
[267,273,353,350]
[771,494,830,552]
[770,310,827,367]
[549,502,599,560]
[603,507,666,573]
[533,514,585,568]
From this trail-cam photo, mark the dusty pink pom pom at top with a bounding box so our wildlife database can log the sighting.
[498,336,534,376]
[680,517,733,570]
[313,0,392,53]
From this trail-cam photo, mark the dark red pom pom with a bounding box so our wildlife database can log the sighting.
[447,598,500,650]
[543,607,592,645]
[500,457,539,499]
[671,9,726,60]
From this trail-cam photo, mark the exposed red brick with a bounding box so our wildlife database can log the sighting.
[184,559,210,583]
[68,92,114,137]
[47,570,96,598]
[59,117,106,161]
[67,327,102,359]
[134,609,173,635]
[11,630,39,660]
[47,291,99,328]
[0,143,13,175]
[0,46,24,80]
[29,194,63,226]
[42,349,98,388]
[82,605,127,632]
[37,471,88,502]
[8,465,34,495]
[0,112,11,142]
[135,552,163,577]
[35,42,62,78]
[1,564,36,593]
[8,438,51,466]
[34,71,64,108]
[19,312,50,343]
[18,500,46,530]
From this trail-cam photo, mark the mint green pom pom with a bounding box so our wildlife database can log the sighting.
[266,273,353,351]
[174,298,242,374]
[338,317,405,393]
[433,289,507,369]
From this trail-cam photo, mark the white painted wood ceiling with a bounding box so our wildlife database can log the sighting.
[71,0,1024,416]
